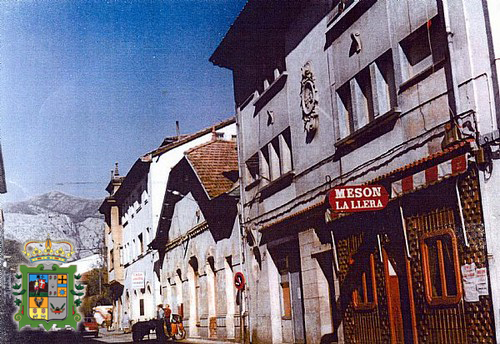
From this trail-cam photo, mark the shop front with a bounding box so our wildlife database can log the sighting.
[327,141,496,343]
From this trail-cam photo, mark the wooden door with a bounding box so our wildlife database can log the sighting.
[383,250,405,344]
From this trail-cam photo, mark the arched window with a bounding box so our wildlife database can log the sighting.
[206,257,217,337]
[188,257,199,337]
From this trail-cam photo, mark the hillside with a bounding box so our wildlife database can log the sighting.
[4,191,104,260]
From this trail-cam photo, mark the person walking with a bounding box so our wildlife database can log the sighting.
[164,304,172,337]
[156,304,166,340]
[122,311,130,334]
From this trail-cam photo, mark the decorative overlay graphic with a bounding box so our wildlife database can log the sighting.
[12,236,84,330]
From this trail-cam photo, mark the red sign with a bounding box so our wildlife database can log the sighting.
[234,272,245,290]
[328,185,389,213]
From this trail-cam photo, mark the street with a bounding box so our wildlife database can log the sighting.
[7,328,232,344]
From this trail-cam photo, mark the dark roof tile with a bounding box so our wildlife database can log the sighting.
[186,140,238,199]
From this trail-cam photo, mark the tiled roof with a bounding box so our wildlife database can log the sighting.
[147,117,235,158]
[111,117,235,202]
[185,140,239,199]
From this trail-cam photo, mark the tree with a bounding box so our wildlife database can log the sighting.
[79,267,112,316]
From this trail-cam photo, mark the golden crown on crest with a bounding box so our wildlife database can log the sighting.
[22,235,75,263]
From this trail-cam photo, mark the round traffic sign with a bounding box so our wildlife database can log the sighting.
[234,272,245,290]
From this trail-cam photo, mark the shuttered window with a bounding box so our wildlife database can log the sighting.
[421,229,462,305]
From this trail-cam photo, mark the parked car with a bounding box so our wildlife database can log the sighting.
[79,316,99,338]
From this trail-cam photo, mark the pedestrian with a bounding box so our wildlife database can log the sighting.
[107,310,113,331]
[164,304,172,337]
[122,311,130,334]
[94,309,105,327]
[156,304,166,340]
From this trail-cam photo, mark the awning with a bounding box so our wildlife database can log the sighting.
[325,140,474,223]
[391,153,467,198]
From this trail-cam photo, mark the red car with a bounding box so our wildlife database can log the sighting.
[79,316,99,338]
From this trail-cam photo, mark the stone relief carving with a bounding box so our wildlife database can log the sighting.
[300,62,319,141]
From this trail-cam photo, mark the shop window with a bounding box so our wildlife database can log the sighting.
[353,253,377,310]
[420,229,462,306]
[399,16,446,84]
[336,51,396,140]
[139,299,145,316]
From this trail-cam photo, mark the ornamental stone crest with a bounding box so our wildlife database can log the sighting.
[300,62,319,140]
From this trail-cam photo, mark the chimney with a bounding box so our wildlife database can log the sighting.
[114,162,120,177]
[211,126,217,141]
[176,121,180,141]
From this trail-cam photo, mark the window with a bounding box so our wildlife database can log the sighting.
[145,228,150,246]
[399,16,446,84]
[353,253,377,310]
[138,234,144,255]
[246,128,294,191]
[420,229,462,306]
[139,299,145,316]
[277,257,292,319]
[109,249,114,271]
[261,128,293,183]
[328,0,355,23]
[281,280,292,319]
[279,129,293,175]
[119,246,124,266]
[245,153,259,185]
[259,146,271,184]
[336,51,396,140]
[269,138,281,181]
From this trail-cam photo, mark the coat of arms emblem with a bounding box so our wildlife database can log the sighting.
[12,236,84,330]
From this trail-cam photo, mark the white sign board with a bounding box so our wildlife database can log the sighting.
[461,263,489,302]
[132,272,145,289]
[476,267,489,296]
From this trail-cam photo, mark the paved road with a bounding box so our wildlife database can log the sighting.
[5,328,229,344]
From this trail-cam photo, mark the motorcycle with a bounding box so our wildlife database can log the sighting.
[168,314,186,340]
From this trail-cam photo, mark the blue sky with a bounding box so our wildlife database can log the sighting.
[0,0,245,202]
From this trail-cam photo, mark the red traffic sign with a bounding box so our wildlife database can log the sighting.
[234,272,245,290]
[328,185,389,213]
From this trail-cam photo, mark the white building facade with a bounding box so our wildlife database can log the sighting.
[101,119,236,328]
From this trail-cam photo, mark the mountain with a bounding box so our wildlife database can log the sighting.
[3,191,104,260]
